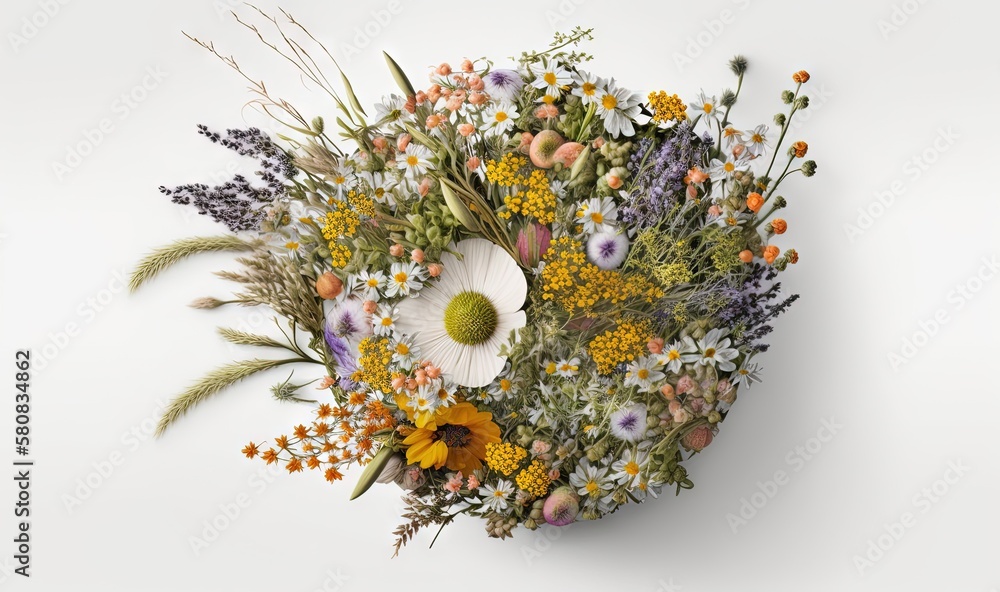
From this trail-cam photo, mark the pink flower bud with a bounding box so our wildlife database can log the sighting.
[436,63,452,76]
[426,263,443,277]
[647,337,664,355]
[467,73,484,90]
[516,222,552,268]
[410,248,425,264]
[396,134,411,152]
[466,156,481,171]
[460,59,474,73]
[362,300,378,314]
[418,178,432,197]
[389,244,405,257]
[457,123,476,137]
[660,384,675,400]
[468,91,487,105]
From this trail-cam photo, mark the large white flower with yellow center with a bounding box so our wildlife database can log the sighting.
[394,239,527,388]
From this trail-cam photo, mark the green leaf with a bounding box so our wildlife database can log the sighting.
[383,51,415,97]
[350,445,395,500]
[440,181,481,233]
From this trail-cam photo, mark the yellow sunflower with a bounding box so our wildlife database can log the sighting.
[401,402,500,471]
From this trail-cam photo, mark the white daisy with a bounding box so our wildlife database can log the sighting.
[374,94,407,125]
[624,356,666,393]
[397,144,434,178]
[577,196,618,234]
[555,357,581,378]
[391,334,420,367]
[372,304,398,337]
[385,261,425,298]
[660,337,699,373]
[328,162,356,197]
[482,479,514,512]
[609,403,647,443]
[611,448,649,487]
[745,124,769,157]
[571,70,605,106]
[632,477,663,501]
[694,328,740,372]
[360,171,397,206]
[569,458,612,500]
[595,79,642,137]
[354,269,386,302]
[690,90,721,125]
[529,60,572,98]
[393,239,528,388]
[708,153,750,181]
[481,101,519,137]
[734,360,762,389]
[486,376,518,401]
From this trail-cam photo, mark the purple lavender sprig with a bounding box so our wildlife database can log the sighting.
[160,125,297,232]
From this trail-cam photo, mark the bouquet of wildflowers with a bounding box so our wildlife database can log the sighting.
[131,11,816,553]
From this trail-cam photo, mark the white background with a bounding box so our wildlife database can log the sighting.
[1,0,997,590]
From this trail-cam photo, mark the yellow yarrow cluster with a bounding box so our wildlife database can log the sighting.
[587,318,652,374]
[347,189,375,218]
[328,243,352,268]
[501,169,557,224]
[653,262,693,287]
[485,442,527,476]
[351,337,393,394]
[515,460,551,497]
[647,91,688,123]
[541,238,664,317]
[321,200,360,241]
[486,153,527,187]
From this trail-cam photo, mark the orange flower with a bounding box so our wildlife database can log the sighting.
[771,218,787,234]
[285,458,303,473]
[274,435,290,450]
[685,166,709,185]
[324,467,343,482]
[242,442,259,459]
[788,249,800,264]
[763,245,780,264]
[791,141,808,158]
[739,250,754,263]
[792,70,810,83]
[262,448,279,464]
[745,192,764,213]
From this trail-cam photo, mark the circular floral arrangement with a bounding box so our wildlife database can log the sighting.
[132,16,816,554]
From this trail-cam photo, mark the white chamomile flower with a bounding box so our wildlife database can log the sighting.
[361,171,397,205]
[529,60,572,98]
[633,477,663,501]
[734,360,762,389]
[745,124,769,157]
[372,304,398,337]
[482,101,519,136]
[393,239,527,388]
[721,126,745,147]
[354,269,386,301]
[624,356,666,393]
[430,381,457,408]
[571,70,605,106]
[385,261,425,298]
[690,90,721,125]
[391,333,420,367]
[549,179,568,198]
[611,448,649,487]
[595,78,642,137]
[486,376,517,401]
[609,403,647,443]
[329,162,356,197]
[374,94,407,125]
[397,143,434,178]
[569,458,612,500]
[577,196,619,234]
[555,357,581,378]
[694,328,739,372]
[708,153,750,181]
[661,337,699,373]
[482,479,514,512]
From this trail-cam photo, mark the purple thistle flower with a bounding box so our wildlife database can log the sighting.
[323,325,359,390]
[483,69,524,102]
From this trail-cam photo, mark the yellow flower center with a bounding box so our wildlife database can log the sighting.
[704,347,716,358]
[625,461,639,476]
[406,155,419,166]
[544,72,557,85]
[752,133,763,143]
[443,291,498,346]
[380,317,393,327]
[367,278,380,287]
[396,343,410,355]
[334,176,346,184]
[667,350,680,361]
[500,379,512,391]
[586,481,599,493]
[724,162,735,172]
[590,212,604,224]
[493,490,505,498]
[703,103,713,113]
[394,272,409,283]
[637,368,649,380]
[582,81,596,95]
[495,111,508,122]
[602,94,618,110]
